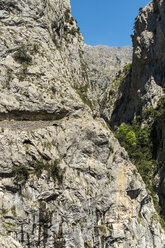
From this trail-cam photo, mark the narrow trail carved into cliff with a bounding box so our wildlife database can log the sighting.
[0,110,69,130]
[0,120,62,130]
[0,110,69,121]
[0,120,63,131]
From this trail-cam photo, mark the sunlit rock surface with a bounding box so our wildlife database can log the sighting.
[0,0,164,247]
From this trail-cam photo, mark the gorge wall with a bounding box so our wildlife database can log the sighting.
[0,0,165,248]
[83,45,132,97]
[83,45,132,119]
[110,0,165,126]
[105,0,165,222]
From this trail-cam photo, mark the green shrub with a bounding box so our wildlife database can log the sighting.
[68,27,77,35]
[16,63,28,81]
[126,131,136,146]
[1,207,8,216]
[51,21,58,30]
[34,160,45,177]
[48,160,66,184]
[115,124,136,150]
[5,69,14,89]
[116,123,152,183]
[13,45,32,64]
[11,205,17,217]
[109,89,115,96]
[31,43,39,55]
[12,164,29,183]
[12,160,66,185]
[155,96,165,119]
[75,84,92,109]
[64,9,71,22]
[77,27,80,33]
[64,9,76,25]
[142,106,155,119]
[51,86,56,93]
[123,63,131,73]
[64,25,69,32]
[84,240,92,248]
[68,27,80,36]
[34,160,66,184]
[69,17,74,25]
[115,103,165,229]
[116,123,152,162]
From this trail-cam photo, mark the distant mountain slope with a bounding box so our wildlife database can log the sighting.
[84,44,132,94]
[83,45,132,121]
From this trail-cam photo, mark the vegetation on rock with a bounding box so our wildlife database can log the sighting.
[13,45,32,64]
[75,84,93,109]
[34,159,66,184]
[115,96,165,229]
[12,160,66,185]
[13,164,29,184]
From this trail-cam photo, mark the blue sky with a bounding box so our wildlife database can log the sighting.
[70,0,151,47]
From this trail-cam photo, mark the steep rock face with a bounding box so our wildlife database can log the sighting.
[0,0,87,118]
[152,113,165,218]
[0,236,22,248]
[131,0,165,222]
[0,0,164,247]
[83,45,132,119]
[84,45,132,96]
[108,0,165,220]
[0,117,165,248]
[110,0,165,127]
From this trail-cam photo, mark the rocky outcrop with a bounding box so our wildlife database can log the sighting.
[0,115,165,248]
[0,235,22,248]
[110,0,165,127]
[154,118,165,215]
[83,45,132,119]
[84,45,132,96]
[108,0,165,228]
[0,0,87,117]
[0,0,164,247]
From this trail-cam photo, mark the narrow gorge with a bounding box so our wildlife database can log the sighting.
[0,0,165,248]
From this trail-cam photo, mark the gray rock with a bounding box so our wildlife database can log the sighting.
[110,0,165,126]
[83,44,132,117]
[84,44,132,93]
[0,0,164,247]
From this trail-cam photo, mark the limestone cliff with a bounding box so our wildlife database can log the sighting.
[110,0,165,126]
[83,45,132,119]
[0,1,164,248]
[83,45,132,97]
[0,0,87,118]
[107,0,165,230]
